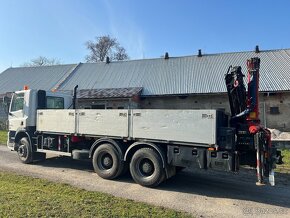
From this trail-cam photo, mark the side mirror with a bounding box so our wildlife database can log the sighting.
[2,96,10,114]
[3,96,9,105]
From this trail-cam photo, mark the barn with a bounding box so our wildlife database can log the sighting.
[1,47,290,130]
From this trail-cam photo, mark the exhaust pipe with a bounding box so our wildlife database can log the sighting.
[73,85,78,109]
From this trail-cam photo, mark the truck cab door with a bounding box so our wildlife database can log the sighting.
[9,92,26,131]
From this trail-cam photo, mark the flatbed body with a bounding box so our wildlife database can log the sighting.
[37,109,225,146]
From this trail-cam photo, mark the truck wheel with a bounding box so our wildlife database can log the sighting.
[92,143,124,180]
[130,148,165,187]
[17,137,33,164]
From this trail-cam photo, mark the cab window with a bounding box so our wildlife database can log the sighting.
[11,93,24,112]
[46,96,64,109]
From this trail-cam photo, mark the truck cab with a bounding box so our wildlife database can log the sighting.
[7,89,72,150]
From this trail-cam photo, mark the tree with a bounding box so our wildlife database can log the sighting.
[22,56,61,67]
[85,35,129,62]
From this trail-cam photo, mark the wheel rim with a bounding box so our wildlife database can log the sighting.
[97,152,113,170]
[137,158,155,177]
[18,144,28,160]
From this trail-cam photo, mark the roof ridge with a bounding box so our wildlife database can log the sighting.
[70,48,290,64]
[8,63,77,70]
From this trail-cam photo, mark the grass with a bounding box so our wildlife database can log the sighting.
[282,149,290,167]
[277,149,290,173]
[0,171,191,218]
[0,130,7,145]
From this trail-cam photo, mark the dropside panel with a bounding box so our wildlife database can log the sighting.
[77,109,129,137]
[131,109,217,145]
[37,109,76,133]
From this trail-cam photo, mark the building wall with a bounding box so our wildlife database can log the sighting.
[0,102,8,130]
[77,98,139,109]
[261,92,290,130]
[140,94,230,110]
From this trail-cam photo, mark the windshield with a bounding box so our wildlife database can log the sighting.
[10,93,24,112]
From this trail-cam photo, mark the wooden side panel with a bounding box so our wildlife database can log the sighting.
[131,109,217,145]
[77,109,129,137]
[37,109,75,133]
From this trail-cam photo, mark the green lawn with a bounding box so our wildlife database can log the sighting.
[282,149,290,167]
[277,149,290,173]
[0,130,7,145]
[0,171,191,218]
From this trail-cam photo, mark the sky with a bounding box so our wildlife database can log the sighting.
[0,0,290,73]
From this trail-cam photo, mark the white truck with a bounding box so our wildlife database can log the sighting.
[5,58,281,187]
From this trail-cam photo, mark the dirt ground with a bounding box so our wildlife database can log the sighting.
[0,146,289,218]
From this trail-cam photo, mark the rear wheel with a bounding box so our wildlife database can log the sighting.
[92,143,124,179]
[130,148,165,187]
[17,137,33,164]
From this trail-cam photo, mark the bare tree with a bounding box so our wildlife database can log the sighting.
[85,35,129,62]
[22,56,61,67]
[114,46,129,61]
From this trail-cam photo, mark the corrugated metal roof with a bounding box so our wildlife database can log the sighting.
[0,64,76,94]
[1,49,290,96]
[77,87,142,99]
[59,49,290,95]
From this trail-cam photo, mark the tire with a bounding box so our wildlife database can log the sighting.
[92,143,124,180]
[130,148,165,187]
[17,137,33,164]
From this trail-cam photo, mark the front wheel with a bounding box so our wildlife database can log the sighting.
[17,137,33,164]
[130,148,165,187]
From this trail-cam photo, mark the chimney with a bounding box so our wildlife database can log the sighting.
[164,52,169,59]
[255,45,260,53]
[198,49,202,57]
[106,56,110,64]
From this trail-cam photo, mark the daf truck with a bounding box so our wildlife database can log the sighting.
[5,58,281,187]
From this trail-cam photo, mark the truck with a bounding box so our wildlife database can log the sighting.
[5,57,281,187]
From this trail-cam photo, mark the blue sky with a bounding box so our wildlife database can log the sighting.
[0,0,290,73]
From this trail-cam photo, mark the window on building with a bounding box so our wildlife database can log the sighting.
[117,106,125,109]
[270,106,280,115]
[46,96,64,109]
[106,107,113,109]
[92,104,106,109]
[263,92,277,97]
[11,93,24,112]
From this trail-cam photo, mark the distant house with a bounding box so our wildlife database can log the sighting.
[1,47,290,130]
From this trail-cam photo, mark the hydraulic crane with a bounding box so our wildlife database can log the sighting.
[225,57,280,185]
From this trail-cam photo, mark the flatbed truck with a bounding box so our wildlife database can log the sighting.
[5,58,281,187]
